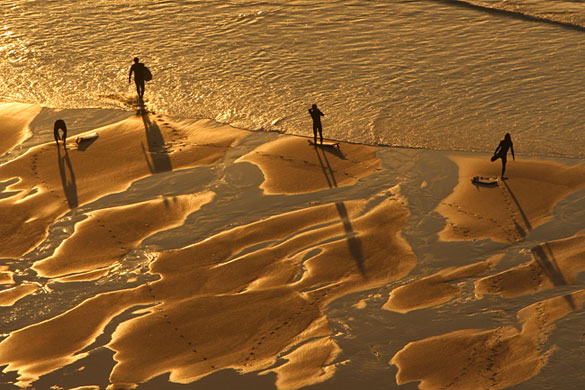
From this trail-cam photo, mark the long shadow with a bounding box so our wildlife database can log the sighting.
[313,145,366,278]
[141,111,172,174]
[316,143,346,160]
[501,181,574,308]
[502,180,532,232]
[335,201,366,277]
[57,146,78,209]
[314,145,336,188]
[531,243,576,310]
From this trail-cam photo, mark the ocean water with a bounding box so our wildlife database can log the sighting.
[2,0,585,157]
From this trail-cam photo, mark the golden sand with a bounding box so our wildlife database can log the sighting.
[0,267,14,285]
[436,155,585,243]
[476,233,585,299]
[0,283,38,307]
[0,103,42,156]
[391,290,585,390]
[238,136,380,194]
[0,115,246,258]
[388,154,585,390]
[0,188,414,388]
[384,255,503,313]
[2,108,585,389]
[33,191,214,279]
[0,288,152,387]
[262,336,342,390]
[106,191,414,387]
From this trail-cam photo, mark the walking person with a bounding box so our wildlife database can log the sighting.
[491,133,515,179]
[308,104,324,145]
[54,119,67,148]
[129,57,147,101]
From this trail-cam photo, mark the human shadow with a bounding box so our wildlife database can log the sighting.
[314,143,346,160]
[57,146,78,209]
[501,179,532,232]
[531,243,576,310]
[141,111,172,174]
[335,201,366,277]
[314,145,337,188]
[313,145,366,278]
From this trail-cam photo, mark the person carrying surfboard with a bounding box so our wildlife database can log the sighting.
[129,57,148,101]
[491,133,515,179]
[308,103,324,145]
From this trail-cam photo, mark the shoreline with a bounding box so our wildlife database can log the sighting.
[0,102,584,389]
[3,101,585,162]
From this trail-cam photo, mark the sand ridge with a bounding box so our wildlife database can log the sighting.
[238,136,380,194]
[436,155,585,243]
[0,267,14,285]
[33,191,215,279]
[106,190,415,388]
[0,103,42,157]
[388,154,585,390]
[0,283,39,307]
[0,188,415,389]
[0,286,153,388]
[384,254,503,313]
[391,289,585,390]
[0,113,248,258]
[2,108,585,389]
[476,233,585,299]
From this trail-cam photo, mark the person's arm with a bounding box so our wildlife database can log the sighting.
[511,143,515,160]
[129,66,134,83]
[319,109,324,117]
[494,143,501,155]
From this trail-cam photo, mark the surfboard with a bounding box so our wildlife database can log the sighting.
[471,176,499,186]
[307,140,340,148]
[76,132,99,144]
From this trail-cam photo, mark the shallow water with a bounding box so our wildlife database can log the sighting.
[1,0,585,157]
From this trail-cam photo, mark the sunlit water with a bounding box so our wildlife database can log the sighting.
[2,0,585,157]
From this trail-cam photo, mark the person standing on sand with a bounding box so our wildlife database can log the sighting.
[308,103,324,145]
[54,119,67,148]
[129,57,146,101]
[491,133,515,179]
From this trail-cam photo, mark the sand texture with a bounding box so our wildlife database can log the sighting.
[1,107,585,390]
[0,114,246,258]
[436,155,585,243]
[476,233,585,299]
[33,192,215,279]
[384,255,503,313]
[238,136,380,194]
[391,290,585,390]
[0,103,42,156]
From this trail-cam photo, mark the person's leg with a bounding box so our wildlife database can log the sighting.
[313,124,318,144]
[318,125,323,144]
[54,127,60,143]
[501,157,507,178]
[139,80,145,99]
[135,81,142,100]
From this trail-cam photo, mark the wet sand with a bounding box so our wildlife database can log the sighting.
[1,106,584,390]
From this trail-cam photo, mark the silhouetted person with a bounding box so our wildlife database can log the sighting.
[308,104,324,145]
[491,133,515,179]
[54,119,67,148]
[129,57,146,101]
